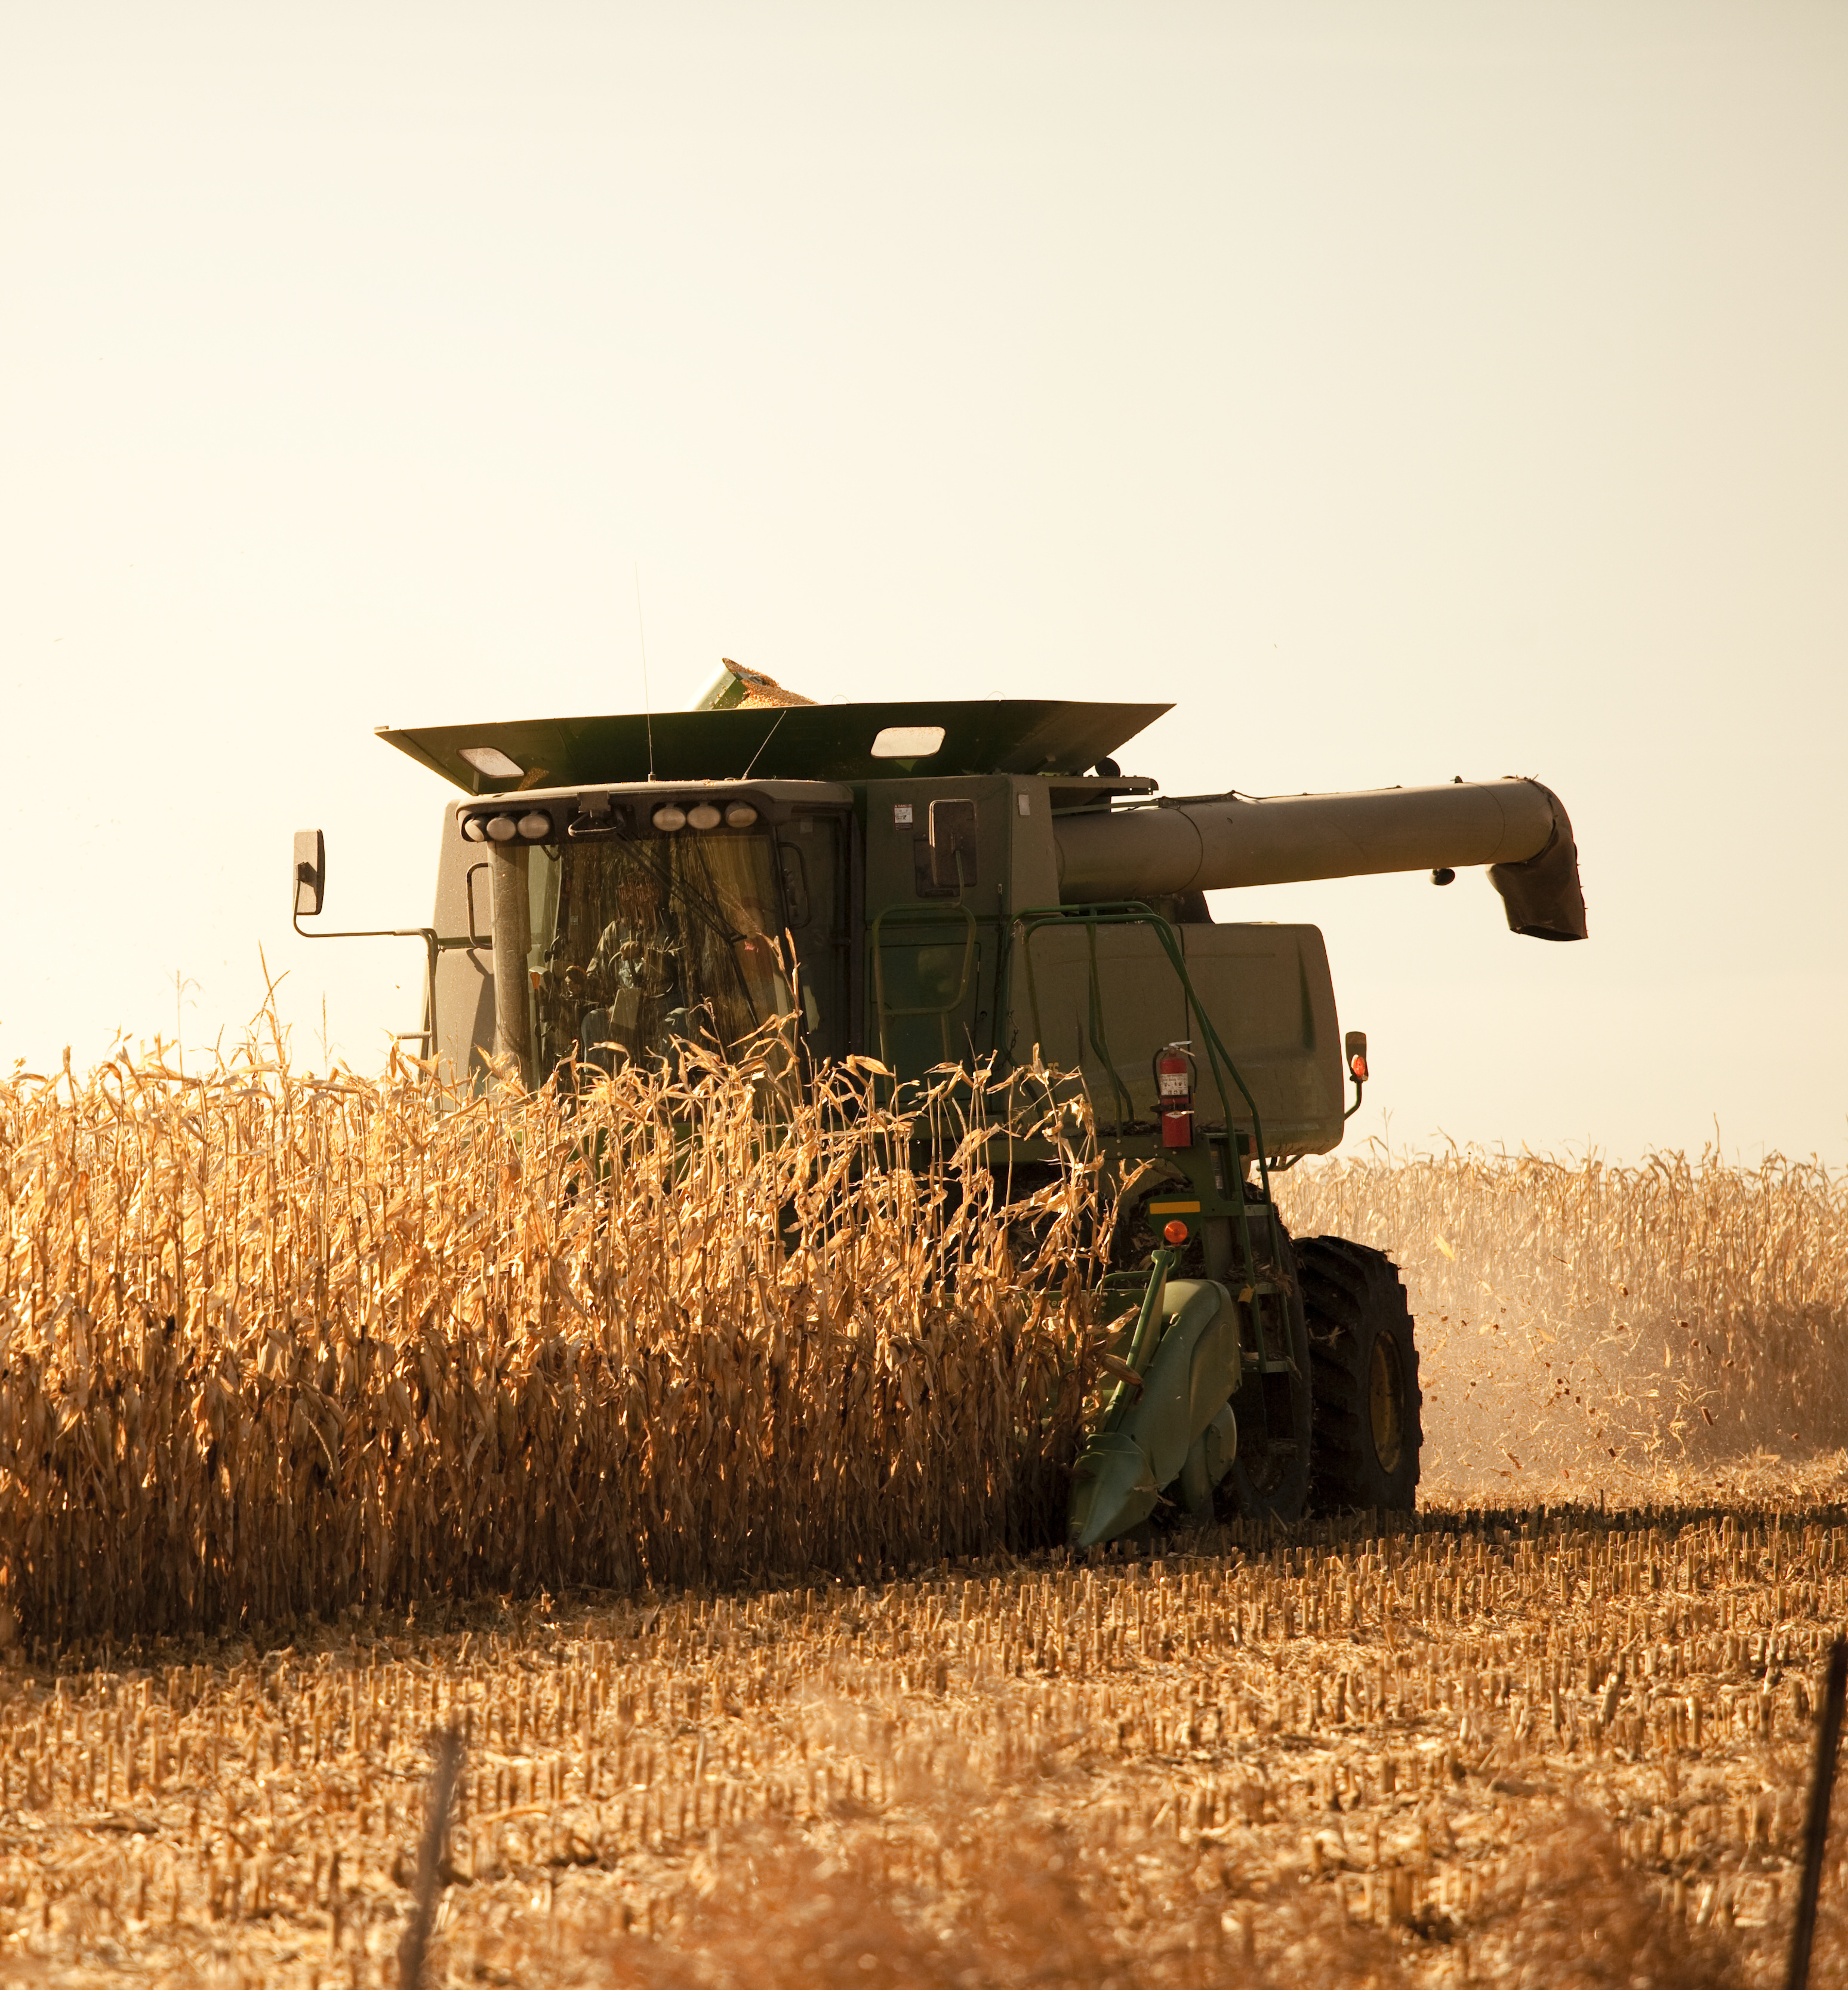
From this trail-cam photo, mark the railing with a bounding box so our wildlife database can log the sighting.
[1004,900,1273,1199]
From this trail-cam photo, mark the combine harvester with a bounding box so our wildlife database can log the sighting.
[292,665,1585,1544]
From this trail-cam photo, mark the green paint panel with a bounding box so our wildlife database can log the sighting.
[379,699,1170,795]
[1067,1278,1243,1548]
[1067,1433,1160,1549]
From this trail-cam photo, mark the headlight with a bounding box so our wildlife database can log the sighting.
[724,802,759,828]
[871,724,945,759]
[461,816,489,842]
[485,816,519,842]
[518,812,552,840]
[652,804,687,832]
[686,802,722,831]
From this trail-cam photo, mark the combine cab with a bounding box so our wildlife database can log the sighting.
[294,664,1585,1542]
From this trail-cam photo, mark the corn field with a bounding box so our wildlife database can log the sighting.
[7,1043,1848,1643]
[0,1038,1102,1645]
[7,1043,1848,1982]
[1278,1145,1848,1492]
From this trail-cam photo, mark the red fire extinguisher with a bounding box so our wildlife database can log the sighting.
[1154,1042,1195,1149]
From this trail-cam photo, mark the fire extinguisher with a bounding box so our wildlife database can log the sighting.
[1154,1042,1195,1149]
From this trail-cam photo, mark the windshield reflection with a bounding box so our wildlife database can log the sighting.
[524,831,793,1082]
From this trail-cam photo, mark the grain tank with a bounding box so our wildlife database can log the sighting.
[293,670,1585,1542]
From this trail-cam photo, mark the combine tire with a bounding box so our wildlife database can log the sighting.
[1298,1238,1421,1512]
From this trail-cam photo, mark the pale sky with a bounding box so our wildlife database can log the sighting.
[3,2,1843,1165]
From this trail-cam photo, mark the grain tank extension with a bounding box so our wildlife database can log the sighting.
[293,673,1585,1542]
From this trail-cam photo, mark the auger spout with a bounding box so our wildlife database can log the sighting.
[1054,776,1586,939]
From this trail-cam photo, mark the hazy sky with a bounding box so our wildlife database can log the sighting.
[3,2,1843,1165]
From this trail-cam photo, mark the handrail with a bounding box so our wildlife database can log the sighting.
[1008,900,1273,1199]
[1098,1248,1176,1434]
[464,862,492,948]
[1084,919,1136,1128]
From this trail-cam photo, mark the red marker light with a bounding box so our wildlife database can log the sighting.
[1162,1218,1190,1246]
[1350,1052,1369,1082]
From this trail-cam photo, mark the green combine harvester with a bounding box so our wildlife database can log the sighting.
[292,664,1585,1544]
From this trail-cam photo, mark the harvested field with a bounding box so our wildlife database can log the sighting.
[5,1493,1848,1985]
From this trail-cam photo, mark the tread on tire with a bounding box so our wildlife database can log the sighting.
[1298,1236,1422,1513]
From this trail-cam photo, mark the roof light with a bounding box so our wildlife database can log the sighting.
[485,815,519,842]
[518,812,552,840]
[461,816,488,841]
[871,724,945,759]
[724,802,759,828]
[652,804,686,832]
[686,802,722,831]
[460,746,525,780]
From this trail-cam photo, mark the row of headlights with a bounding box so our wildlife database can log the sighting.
[461,798,762,843]
[652,801,758,832]
[462,811,554,843]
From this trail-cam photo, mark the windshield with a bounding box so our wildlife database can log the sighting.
[522,831,796,1082]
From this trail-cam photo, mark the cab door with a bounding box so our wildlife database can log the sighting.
[775,806,858,1064]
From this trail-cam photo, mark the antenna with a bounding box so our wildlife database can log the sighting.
[633,562,655,781]
[740,706,789,783]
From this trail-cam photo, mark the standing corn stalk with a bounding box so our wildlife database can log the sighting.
[0,1033,1105,1642]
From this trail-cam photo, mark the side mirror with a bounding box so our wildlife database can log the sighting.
[294,829,326,918]
[1344,1029,1368,1084]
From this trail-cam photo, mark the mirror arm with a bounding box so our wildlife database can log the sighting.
[292,912,439,955]
[291,915,443,1059]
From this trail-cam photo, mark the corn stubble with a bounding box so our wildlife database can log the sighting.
[5,1044,1848,1983]
[4,1509,1846,1985]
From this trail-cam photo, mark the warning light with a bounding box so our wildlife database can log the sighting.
[1162,1219,1190,1246]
